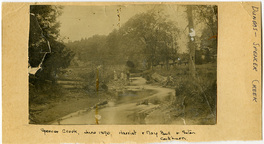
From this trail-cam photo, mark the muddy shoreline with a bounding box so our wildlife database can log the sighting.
[48,77,178,125]
[29,89,113,124]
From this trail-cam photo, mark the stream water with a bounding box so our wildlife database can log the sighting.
[52,77,175,125]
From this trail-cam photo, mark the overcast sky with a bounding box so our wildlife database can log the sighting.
[57,5,202,53]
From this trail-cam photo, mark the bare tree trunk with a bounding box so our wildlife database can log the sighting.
[187,6,196,78]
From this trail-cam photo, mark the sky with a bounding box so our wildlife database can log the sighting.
[57,5,204,53]
[58,5,152,41]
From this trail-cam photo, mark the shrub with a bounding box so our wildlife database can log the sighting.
[173,74,216,124]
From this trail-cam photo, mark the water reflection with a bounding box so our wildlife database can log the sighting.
[52,77,175,125]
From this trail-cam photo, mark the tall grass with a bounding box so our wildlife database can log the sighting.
[154,63,217,124]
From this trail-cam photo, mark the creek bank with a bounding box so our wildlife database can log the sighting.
[29,89,114,124]
[50,77,177,125]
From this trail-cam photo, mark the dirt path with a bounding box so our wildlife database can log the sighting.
[52,77,176,125]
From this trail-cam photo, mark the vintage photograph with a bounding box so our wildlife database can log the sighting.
[28,4,217,125]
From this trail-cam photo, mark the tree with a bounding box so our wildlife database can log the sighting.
[195,5,218,63]
[119,10,179,70]
[184,5,217,72]
[63,9,180,72]
[29,5,74,87]
[187,6,196,77]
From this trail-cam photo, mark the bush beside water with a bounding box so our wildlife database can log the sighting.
[152,63,217,124]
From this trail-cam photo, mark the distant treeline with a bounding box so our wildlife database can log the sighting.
[66,6,217,70]
[67,11,179,70]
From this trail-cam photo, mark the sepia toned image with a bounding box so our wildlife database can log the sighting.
[28,4,217,125]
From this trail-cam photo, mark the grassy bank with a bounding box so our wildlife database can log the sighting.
[29,88,113,124]
[147,63,217,124]
[29,64,127,124]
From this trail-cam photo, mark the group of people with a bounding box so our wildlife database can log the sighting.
[114,70,130,82]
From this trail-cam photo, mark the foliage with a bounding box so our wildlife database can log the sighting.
[194,5,218,63]
[66,10,179,71]
[29,5,74,102]
[153,63,217,124]
[119,11,179,69]
[67,35,107,63]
